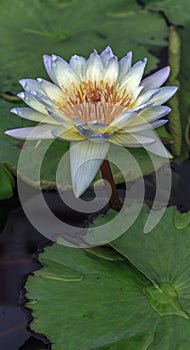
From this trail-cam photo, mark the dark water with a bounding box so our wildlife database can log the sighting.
[0,184,111,350]
[0,160,190,350]
[0,196,50,349]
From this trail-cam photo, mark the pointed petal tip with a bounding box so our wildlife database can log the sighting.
[173,86,178,92]
[43,54,50,59]
[43,54,51,64]
[4,129,18,137]
[143,58,147,65]
[52,54,58,62]
[17,92,25,100]
[104,46,113,54]
[165,65,170,73]
[19,79,27,88]
[10,107,18,114]
[166,106,172,114]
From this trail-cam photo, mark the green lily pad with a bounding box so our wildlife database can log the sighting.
[0,0,168,92]
[174,209,190,229]
[83,204,190,348]
[109,205,190,286]
[26,218,190,350]
[96,332,154,349]
[26,244,157,350]
[144,0,190,26]
[0,163,15,199]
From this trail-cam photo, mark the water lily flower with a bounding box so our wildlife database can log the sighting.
[5,46,177,197]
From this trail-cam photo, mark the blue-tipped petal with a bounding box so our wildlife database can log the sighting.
[43,55,57,83]
[19,79,42,93]
[118,51,132,81]
[141,66,170,91]
[70,140,110,197]
[5,124,58,140]
[11,107,59,124]
[150,119,168,128]
[85,50,104,82]
[51,54,79,89]
[17,92,48,114]
[149,86,178,106]
[100,46,114,66]
[69,55,87,78]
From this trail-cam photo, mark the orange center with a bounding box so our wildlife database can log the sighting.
[60,80,132,124]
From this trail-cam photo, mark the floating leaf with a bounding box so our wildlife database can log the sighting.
[26,244,156,350]
[26,218,190,350]
[0,0,168,92]
[0,163,15,199]
[174,209,190,229]
[144,0,190,26]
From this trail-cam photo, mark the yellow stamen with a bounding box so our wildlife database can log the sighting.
[60,80,132,124]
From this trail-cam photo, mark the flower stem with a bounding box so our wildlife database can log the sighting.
[100,159,122,211]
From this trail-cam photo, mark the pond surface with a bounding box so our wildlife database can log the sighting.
[0,159,190,349]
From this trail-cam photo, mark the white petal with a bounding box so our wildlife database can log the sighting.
[130,86,144,104]
[43,55,57,83]
[132,88,159,108]
[124,118,167,132]
[51,54,79,89]
[70,140,110,197]
[110,132,155,146]
[30,91,60,111]
[69,55,87,79]
[121,106,170,132]
[37,78,63,101]
[52,127,85,141]
[150,119,168,128]
[18,92,48,114]
[141,66,170,92]
[100,46,114,66]
[110,111,137,129]
[19,79,43,93]
[118,51,132,81]
[119,58,147,89]
[5,124,58,140]
[149,86,178,105]
[47,110,75,127]
[85,50,104,81]
[10,107,59,124]
[138,105,171,122]
[141,129,172,158]
[103,56,119,83]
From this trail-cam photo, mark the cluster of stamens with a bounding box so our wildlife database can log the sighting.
[60,80,132,124]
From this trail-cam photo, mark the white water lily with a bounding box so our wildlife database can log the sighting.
[6,46,177,196]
